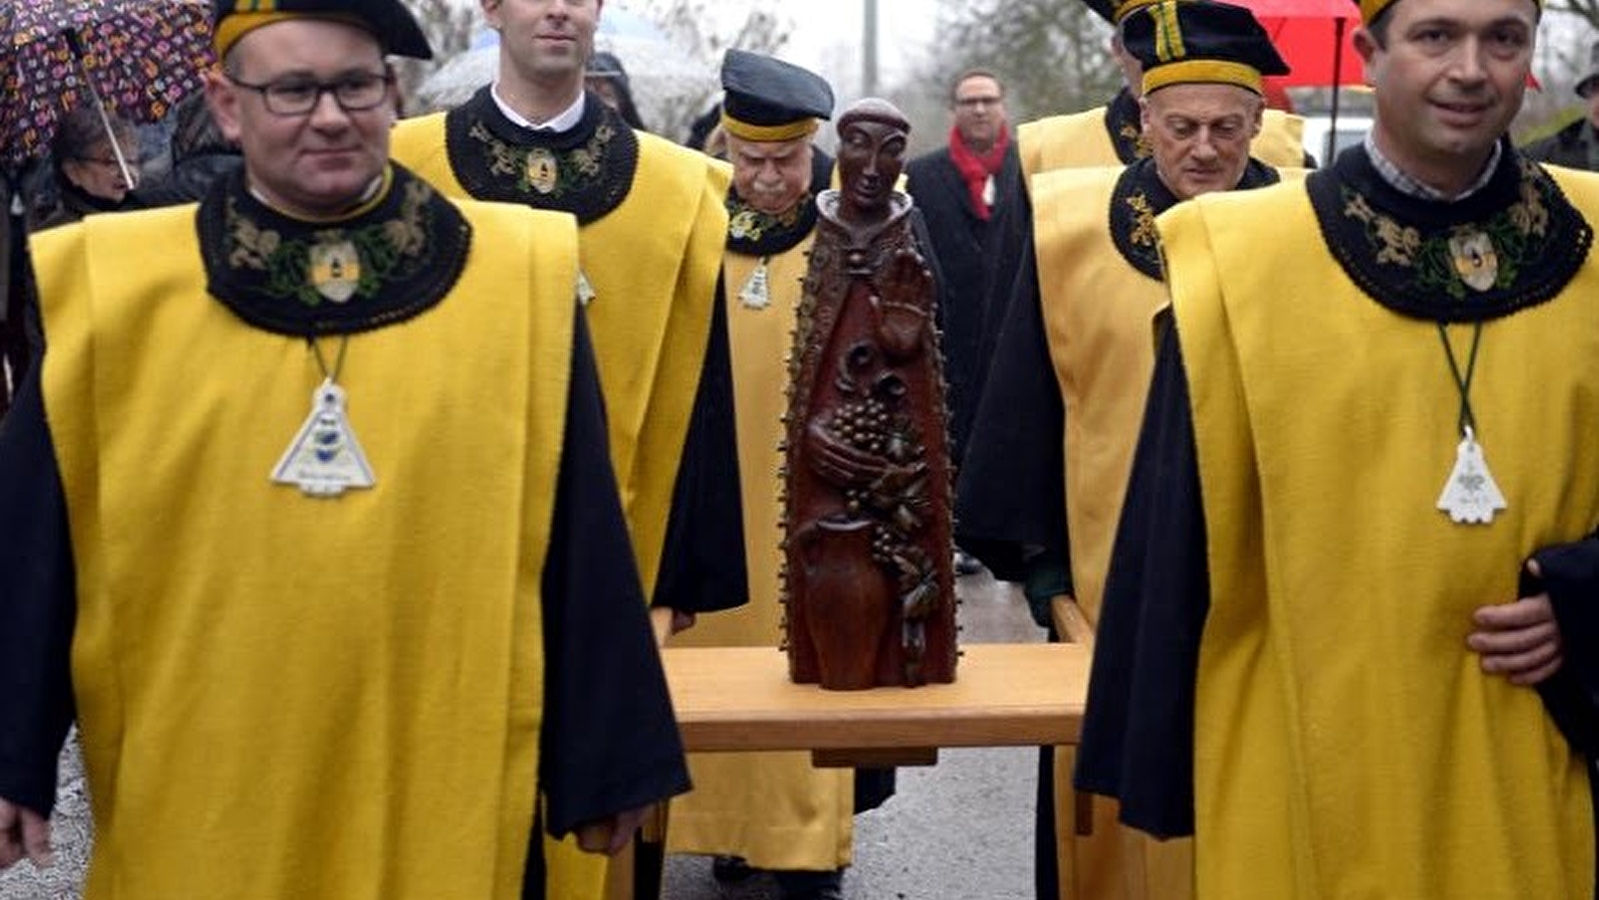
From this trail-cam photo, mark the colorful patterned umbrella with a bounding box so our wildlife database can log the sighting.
[2,0,215,169]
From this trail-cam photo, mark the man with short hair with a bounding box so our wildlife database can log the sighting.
[1018,0,1306,172]
[390,0,744,630]
[389,8,746,888]
[962,0,1310,501]
[906,68,1014,478]
[1524,40,1599,170]
[0,3,689,899]
[1079,0,1599,897]
[957,4,1293,899]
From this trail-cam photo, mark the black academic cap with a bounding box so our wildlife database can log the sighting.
[213,0,433,61]
[1122,0,1290,95]
[720,48,834,141]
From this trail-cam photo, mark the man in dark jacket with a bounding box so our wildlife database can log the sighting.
[1524,40,1599,170]
[905,69,1014,474]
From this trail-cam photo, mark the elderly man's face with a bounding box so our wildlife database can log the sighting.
[728,133,814,216]
[836,119,906,221]
[1140,82,1262,200]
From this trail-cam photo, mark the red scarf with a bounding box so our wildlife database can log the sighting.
[947,122,1010,221]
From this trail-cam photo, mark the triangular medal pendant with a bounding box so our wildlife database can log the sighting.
[271,380,377,498]
[739,257,771,309]
[1436,427,1506,525]
[576,268,597,307]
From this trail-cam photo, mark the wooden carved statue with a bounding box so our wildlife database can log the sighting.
[782,98,957,690]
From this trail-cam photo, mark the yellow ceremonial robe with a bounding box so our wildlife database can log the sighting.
[1030,167,1192,900]
[1162,174,1598,900]
[392,115,727,603]
[392,112,728,900]
[1018,106,1304,178]
[664,239,856,872]
[32,200,579,900]
[1032,167,1166,626]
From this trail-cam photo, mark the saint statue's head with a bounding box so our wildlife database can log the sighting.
[834,98,909,225]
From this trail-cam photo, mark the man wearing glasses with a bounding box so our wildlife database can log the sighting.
[905,69,1013,516]
[0,3,689,899]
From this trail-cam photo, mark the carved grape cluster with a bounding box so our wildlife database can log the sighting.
[832,398,889,455]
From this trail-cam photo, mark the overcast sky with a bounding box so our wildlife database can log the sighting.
[615,0,938,98]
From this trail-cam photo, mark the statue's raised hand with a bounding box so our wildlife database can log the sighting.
[871,249,932,362]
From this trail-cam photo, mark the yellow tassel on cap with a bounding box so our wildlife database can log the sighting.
[1113,0,1165,23]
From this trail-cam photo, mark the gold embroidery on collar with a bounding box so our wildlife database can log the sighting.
[225,179,435,307]
[728,195,809,243]
[468,119,613,198]
[1341,159,1556,300]
[1126,192,1158,248]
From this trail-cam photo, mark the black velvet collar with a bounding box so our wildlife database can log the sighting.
[1307,141,1591,322]
[198,164,471,337]
[726,149,832,257]
[1109,156,1280,281]
[443,87,640,225]
[1104,87,1149,165]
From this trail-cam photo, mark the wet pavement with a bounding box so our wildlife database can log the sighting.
[661,569,1047,900]
[0,569,1046,900]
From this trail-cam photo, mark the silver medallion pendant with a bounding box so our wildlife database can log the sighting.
[576,268,597,307]
[739,257,771,309]
[271,379,377,498]
[1436,426,1505,525]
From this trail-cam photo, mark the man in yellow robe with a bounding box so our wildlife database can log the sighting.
[1079,0,1599,897]
[964,0,1310,503]
[389,3,746,893]
[0,3,687,899]
[389,0,744,640]
[662,51,872,900]
[1019,0,1305,174]
[958,4,1293,898]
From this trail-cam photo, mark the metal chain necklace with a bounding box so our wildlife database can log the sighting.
[1434,321,1505,524]
[270,334,377,497]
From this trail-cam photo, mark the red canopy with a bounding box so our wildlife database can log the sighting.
[1235,0,1365,88]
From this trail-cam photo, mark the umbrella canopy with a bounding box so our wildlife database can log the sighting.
[1236,0,1363,88]
[2,0,215,170]
[415,11,712,117]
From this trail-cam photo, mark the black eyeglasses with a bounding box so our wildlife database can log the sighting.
[227,71,394,117]
[954,96,1003,109]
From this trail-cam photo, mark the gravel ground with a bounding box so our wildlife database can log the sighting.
[0,732,91,900]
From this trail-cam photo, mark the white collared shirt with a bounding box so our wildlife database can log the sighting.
[1363,132,1501,203]
[490,84,586,133]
